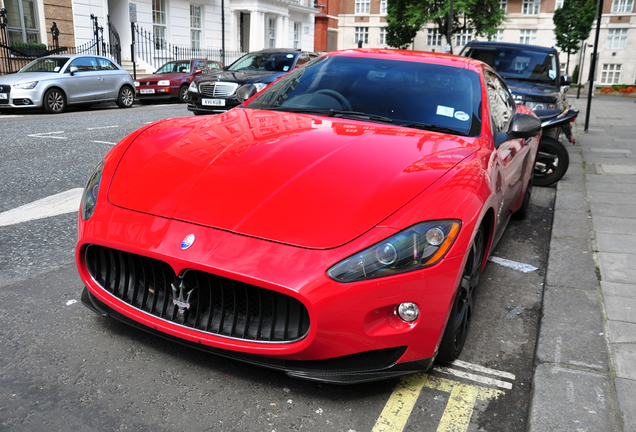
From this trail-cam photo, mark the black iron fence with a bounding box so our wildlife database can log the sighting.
[132,23,244,74]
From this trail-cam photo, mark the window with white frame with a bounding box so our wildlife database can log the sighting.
[606,29,628,49]
[522,0,541,14]
[499,0,508,11]
[268,18,276,48]
[190,5,202,51]
[380,0,387,14]
[519,29,537,44]
[427,28,441,46]
[355,27,369,44]
[153,0,167,49]
[5,0,41,44]
[293,22,301,49]
[611,0,634,12]
[455,29,472,46]
[496,29,505,41]
[555,0,564,8]
[379,27,387,45]
[601,64,622,84]
[355,0,370,14]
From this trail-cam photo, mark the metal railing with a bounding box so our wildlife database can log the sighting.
[132,23,244,73]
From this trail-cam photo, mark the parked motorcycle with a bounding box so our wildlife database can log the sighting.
[531,106,579,186]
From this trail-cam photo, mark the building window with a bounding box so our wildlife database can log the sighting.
[427,28,441,46]
[268,18,276,48]
[190,5,202,51]
[379,27,387,45]
[601,64,622,84]
[355,27,369,44]
[293,22,301,49]
[519,29,537,44]
[355,0,370,14]
[555,0,564,7]
[522,0,541,14]
[380,0,387,14]
[5,0,41,44]
[455,29,472,46]
[153,0,167,49]
[611,0,634,12]
[496,29,505,41]
[606,29,628,49]
[499,0,508,12]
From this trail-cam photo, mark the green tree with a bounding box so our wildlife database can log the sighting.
[553,0,597,71]
[386,0,506,51]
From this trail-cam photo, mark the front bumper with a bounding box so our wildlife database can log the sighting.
[0,87,43,108]
[136,86,179,100]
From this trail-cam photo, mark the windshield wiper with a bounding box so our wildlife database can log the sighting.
[398,122,467,136]
[328,110,393,124]
[258,107,393,123]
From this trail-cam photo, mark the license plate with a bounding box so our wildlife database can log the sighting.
[202,98,225,107]
[140,89,155,94]
[0,94,7,99]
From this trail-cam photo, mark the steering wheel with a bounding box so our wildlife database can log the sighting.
[315,89,352,111]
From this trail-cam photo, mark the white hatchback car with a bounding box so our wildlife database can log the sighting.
[0,54,135,114]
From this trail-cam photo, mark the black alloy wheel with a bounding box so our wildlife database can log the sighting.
[43,88,66,114]
[533,136,569,186]
[437,225,485,363]
[179,85,189,102]
[117,86,135,108]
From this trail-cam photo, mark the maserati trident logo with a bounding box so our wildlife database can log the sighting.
[172,277,195,317]
[180,234,195,250]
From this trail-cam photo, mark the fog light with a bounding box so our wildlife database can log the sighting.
[23,98,32,105]
[397,302,419,322]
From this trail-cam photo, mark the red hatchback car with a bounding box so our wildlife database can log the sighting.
[134,59,223,104]
[77,49,541,384]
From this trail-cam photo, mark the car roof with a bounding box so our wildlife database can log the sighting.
[247,48,315,56]
[463,41,556,53]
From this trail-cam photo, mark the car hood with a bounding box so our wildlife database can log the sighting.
[505,78,559,98]
[198,70,284,85]
[108,109,478,249]
[138,72,190,82]
[0,72,61,84]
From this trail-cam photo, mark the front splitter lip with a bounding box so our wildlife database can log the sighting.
[81,287,434,384]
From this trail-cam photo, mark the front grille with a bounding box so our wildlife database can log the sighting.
[199,82,239,98]
[85,245,310,342]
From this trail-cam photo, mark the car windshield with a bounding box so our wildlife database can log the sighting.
[228,52,296,73]
[246,56,482,137]
[20,57,70,73]
[462,46,558,84]
[156,61,191,74]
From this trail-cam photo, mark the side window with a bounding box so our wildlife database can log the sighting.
[193,61,206,72]
[97,58,118,70]
[485,70,514,133]
[295,53,311,68]
[207,61,221,72]
[69,57,99,72]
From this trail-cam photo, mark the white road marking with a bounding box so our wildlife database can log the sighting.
[27,131,67,140]
[91,140,117,145]
[0,115,23,118]
[432,366,514,390]
[66,299,78,306]
[0,188,83,227]
[488,256,538,273]
[87,125,119,130]
[450,360,516,380]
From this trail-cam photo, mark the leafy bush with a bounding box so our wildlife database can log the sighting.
[11,42,47,50]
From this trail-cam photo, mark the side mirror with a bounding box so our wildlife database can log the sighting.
[236,84,258,103]
[496,113,542,147]
[69,66,78,75]
[560,74,572,86]
[194,69,202,75]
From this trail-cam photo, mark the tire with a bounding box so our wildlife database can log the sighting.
[533,137,569,187]
[116,86,135,108]
[179,85,189,103]
[43,88,66,114]
[437,225,485,363]
[512,180,532,220]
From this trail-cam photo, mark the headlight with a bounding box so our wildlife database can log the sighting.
[327,220,461,283]
[188,82,198,93]
[525,101,556,111]
[13,81,38,89]
[157,80,170,86]
[134,81,140,87]
[253,83,268,92]
[81,160,104,221]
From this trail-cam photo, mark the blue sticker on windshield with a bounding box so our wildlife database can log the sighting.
[283,66,290,71]
[286,54,294,58]
[549,70,556,79]
[454,111,470,121]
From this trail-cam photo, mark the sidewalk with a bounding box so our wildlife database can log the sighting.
[528,95,636,431]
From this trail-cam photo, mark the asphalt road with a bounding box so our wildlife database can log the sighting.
[0,101,556,432]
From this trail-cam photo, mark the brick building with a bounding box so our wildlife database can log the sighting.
[1,0,75,47]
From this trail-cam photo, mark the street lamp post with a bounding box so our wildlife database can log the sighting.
[584,0,604,132]
[577,42,593,99]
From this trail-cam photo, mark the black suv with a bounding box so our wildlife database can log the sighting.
[460,41,571,111]
[187,48,319,115]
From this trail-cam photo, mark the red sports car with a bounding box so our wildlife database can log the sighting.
[76,49,541,384]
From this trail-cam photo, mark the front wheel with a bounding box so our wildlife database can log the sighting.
[116,86,135,108]
[533,137,569,187]
[437,226,485,363]
[43,88,66,114]
[179,85,189,103]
